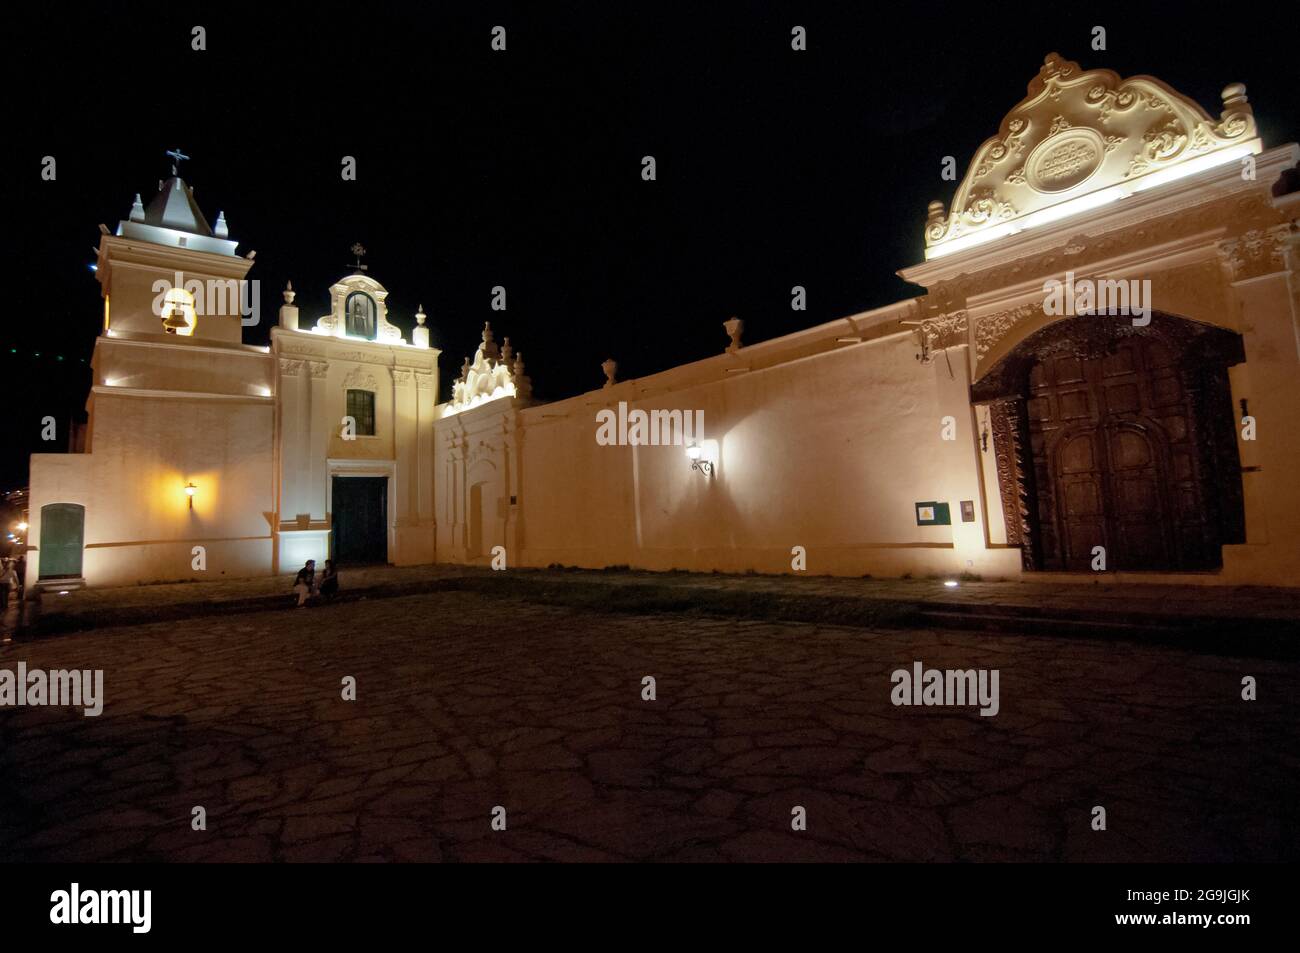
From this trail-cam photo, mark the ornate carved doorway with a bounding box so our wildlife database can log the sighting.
[974,315,1246,572]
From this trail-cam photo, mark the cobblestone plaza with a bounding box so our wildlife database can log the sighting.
[3,577,1295,862]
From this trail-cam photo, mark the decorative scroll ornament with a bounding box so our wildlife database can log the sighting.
[975,304,1042,360]
[924,54,1260,260]
[443,322,532,417]
[341,366,379,392]
[1217,225,1292,282]
[918,311,969,357]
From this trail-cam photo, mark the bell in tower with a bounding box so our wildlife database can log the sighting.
[159,287,196,336]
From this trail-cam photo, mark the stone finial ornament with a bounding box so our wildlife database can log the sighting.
[278,280,300,330]
[1221,82,1250,114]
[602,358,618,388]
[724,316,744,354]
[129,193,145,223]
[513,353,532,399]
[214,211,229,239]
[501,336,514,364]
[481,322,499,361]
[412,304,430,349]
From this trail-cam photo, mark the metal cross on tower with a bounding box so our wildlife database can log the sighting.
[350,243,369,272]
[165,148,190,176]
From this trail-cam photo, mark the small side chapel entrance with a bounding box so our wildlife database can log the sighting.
[38,503,85,580]
[974,314,1246,573]
[331,476,388,565]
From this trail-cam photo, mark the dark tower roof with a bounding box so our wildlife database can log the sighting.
[142,176,213,236]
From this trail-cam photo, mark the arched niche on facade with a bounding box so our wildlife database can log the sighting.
[315,274,404,344]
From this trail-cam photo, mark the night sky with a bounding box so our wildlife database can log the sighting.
[3,1,1295,490]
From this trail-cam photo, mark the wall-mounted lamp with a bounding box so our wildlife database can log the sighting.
[980,425,989,453]
[686,444,713,476]
[184,482,197,510]
[16,521,28,532]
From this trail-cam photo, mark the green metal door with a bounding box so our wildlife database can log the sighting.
[39,503,85,578]
[331,477,388,565]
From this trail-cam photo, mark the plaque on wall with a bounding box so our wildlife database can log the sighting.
[915,501,951,526]
[960,500,975,522]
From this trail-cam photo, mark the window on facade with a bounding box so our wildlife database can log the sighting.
[346,389,376,436]
[345,292,377,340]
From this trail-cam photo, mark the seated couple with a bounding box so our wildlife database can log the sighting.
[292,559,340,607]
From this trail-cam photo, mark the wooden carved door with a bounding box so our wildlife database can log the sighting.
[1104,423,1169,569]
[1025,337,1219,571]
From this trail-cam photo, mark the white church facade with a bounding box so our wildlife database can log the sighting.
[26,175,438,588]
[25,54,1300,590]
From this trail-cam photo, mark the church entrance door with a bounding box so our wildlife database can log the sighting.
[975,315,1245,573]
[1026,344,1185,570]
[331,476,388,565]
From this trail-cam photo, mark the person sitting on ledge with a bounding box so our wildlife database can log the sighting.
[292,559,317,608]
[318,560,339,600]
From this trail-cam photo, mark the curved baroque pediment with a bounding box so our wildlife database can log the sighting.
[925,53,1259,259]
[315,273,405,343]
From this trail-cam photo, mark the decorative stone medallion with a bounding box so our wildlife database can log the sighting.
[1025,128,1105,193]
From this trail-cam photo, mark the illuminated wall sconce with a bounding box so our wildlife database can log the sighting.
[686,444,713,476]
[16,521,28,532]
[184,482,197,510]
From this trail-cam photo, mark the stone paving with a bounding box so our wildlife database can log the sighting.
[2,588,1296,862]
[21,564,1300,657]
[33,562,1300,621]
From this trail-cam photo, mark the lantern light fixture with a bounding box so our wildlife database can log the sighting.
[686,444,713,476]
[185,482,197,509]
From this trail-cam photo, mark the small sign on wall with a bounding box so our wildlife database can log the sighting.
[915,501,951,526]
[960,500,975,522]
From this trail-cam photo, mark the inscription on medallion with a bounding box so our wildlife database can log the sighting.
[1026,129,1105,193]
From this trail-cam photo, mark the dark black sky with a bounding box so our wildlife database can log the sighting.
[2,1,1295,489]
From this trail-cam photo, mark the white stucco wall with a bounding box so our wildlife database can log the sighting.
[28,392,275,588]
[435,303,1021,580]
